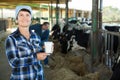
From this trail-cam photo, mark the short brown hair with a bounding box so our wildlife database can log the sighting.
[43,22,49,26]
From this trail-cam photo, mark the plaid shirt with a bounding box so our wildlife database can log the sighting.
[5,29,43,80]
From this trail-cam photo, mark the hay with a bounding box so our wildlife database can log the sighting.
[51,68,81,80]
[82,72,99,80]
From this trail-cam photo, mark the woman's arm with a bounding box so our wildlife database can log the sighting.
[5,36,38,68]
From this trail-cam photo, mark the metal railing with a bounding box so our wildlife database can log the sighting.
[100,26,120,68]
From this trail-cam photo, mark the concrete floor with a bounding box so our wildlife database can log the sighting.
[0,31,11,80]
[0,50,11,80]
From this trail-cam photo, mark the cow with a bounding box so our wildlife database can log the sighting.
[59,24,75,54]
[110,55,120,80]
[74,29,90,49]
[51,24,61,40]
[59,23,91,54]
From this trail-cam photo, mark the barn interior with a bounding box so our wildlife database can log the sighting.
[0,0,120,80]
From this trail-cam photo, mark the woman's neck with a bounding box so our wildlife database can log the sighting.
[19,27,30,40]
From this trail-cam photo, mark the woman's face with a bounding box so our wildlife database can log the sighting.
[17,11,31,28]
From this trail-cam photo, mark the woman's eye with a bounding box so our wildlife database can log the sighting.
[26,14,30,17]
[19,14,23,16]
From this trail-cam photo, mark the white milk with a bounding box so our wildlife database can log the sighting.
[44,42,54,55]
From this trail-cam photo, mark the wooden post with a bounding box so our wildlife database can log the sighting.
[91,0,99,72]
[65,0,68,25]
[56,0,59,25]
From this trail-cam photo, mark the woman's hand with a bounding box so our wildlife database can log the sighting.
[36,52,49,60]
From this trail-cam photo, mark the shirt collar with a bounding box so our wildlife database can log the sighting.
[12,28,34,37]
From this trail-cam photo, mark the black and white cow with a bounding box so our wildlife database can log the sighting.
[59,24,75,54]
[59,23,91,54]
[110,56,120,80]
[51,24,61,40]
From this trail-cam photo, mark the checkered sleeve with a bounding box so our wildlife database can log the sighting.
[5,36,37,68]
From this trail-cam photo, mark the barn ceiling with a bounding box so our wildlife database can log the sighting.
[0,0,71,9]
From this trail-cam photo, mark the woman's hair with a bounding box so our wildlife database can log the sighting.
[19,9,31,14]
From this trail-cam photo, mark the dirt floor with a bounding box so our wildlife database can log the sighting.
[0,31,113,80]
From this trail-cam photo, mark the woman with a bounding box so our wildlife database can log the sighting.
[5,5,48,80]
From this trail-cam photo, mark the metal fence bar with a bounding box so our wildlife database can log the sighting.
[101,29,119,68]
